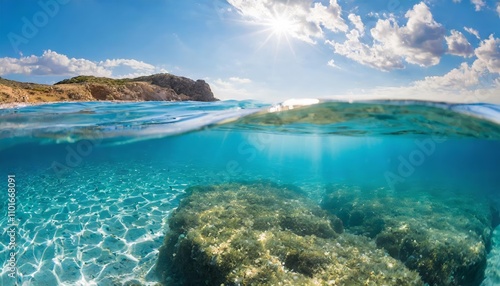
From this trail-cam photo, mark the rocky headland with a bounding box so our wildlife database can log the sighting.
[0,73,218,104]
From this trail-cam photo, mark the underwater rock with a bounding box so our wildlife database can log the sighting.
[321,185,493,286]
[156,182,423,285]
[483,225,500,285]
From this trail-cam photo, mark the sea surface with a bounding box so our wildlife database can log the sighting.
[0,99,499,286]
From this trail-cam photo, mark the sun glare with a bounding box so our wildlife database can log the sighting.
[268,15,295,36]
[257,11,298,54]
[240,8,299,56]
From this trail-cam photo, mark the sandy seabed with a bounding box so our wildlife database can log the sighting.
[0,161,191,286]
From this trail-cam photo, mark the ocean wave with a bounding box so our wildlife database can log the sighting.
[1,99,500,144]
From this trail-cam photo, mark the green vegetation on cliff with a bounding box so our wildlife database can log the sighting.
[55,75,129,85]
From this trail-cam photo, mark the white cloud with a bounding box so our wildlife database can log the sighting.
[0,50,165,78]
[99,59,156,71]
[374,2,446,66]
[497,2,500,17]
[331,2,446,71]
[0,50,111,77]
[412,35,500,92]
[445,30,474,57]
[414,61,484,89]
[355,61,499,104]
[309,0,348,34]
[359,35,500,104]
[464,27,480,40]
[327,29,404,71]
[348,13,364,35]
[327,59,340,69]
[228,77,252,84]
[361,81,499,104]
[453,0,487,11]
[475,34,500,74]
[211,78,251,99]
[471,0,486,11]
[210,77,281,101]
[227,0,347,44]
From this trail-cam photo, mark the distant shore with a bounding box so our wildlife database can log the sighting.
[0,73,218,106]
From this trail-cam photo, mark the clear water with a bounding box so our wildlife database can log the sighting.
[0,100,499,286]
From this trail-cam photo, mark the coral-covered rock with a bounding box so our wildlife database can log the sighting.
[321,185,493,286]
[156,182,423,286]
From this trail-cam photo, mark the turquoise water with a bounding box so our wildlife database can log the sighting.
[0,100,499,285]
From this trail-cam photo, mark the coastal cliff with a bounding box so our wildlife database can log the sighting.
[0,73,218,104]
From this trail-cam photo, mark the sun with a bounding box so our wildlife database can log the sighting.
[268,15,296,37]
[237,7,299,55]
[256,11,299,53]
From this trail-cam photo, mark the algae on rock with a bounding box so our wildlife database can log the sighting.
[321,185,493,286]
[156,182,423,286]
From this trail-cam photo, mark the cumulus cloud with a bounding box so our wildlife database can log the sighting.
[99,59,156,71]
[227,0,347,44]
[363,80,499,104]
[374,2,446,66]
[471,0,486,11]
[228,77,252,84]
[331,2,446,70]
[348,13,364,35]
[210,76,278,101]
[228,0,483,74]
[445,30,474,57]
[454,0,487,11]
[475,34,500,73]
[414,35,500,91]
[497,2,500,16]
[308,0,348,33]
[414,61,484,89]
[359,62,499,104]
[210,77,256,100]
[327,29,404,71]
[327,59,340,69]
[369,35,500,103]
[0,50,165,78]
[464,27,480,40]
[0,50,111,77]
[352,34,500,104]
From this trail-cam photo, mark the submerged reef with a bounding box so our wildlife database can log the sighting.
[321,185,493,286]
[156,182,423,285]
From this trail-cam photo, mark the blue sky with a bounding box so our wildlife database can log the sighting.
[1,0,500,103]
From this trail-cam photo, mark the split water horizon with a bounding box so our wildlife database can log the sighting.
[0,99,499,286]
